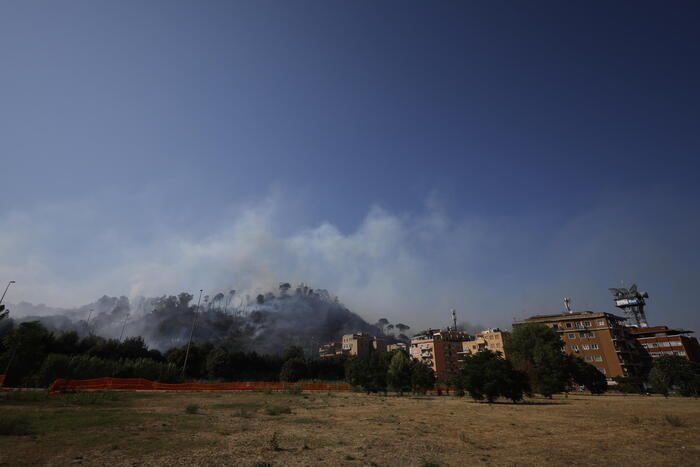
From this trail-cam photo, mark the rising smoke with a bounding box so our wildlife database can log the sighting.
[8,283,385,354]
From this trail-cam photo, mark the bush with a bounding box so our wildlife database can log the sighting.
[264,405,291,415]
[664,414,684,427]
[185,403,199,414]
[279,357,307,383]
[456,350,530,403]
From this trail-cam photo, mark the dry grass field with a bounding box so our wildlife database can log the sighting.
[0,389,698,466]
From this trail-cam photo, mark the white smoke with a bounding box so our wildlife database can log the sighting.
[1,190,699,332]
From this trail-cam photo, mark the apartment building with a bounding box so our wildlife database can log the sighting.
[319,341,343,358]
[387,342,408,352]
[628,326,700,363]
[409,329,472,381]
[512,311,648,380]
[341,333,386,358]
[461,329,510,358]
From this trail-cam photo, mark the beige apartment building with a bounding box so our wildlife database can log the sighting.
[512,311,648,380]
[409,329,472,381]
[461,329,510,358]
[340,333,385,358]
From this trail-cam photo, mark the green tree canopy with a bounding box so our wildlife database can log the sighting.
[387,351,412,395]
[504,323,570,397]
[648,355,700,397]
[455,350,529,403]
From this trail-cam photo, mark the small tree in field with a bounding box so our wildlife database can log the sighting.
[456,350,529,403]
[648,355,700,397]
[387,351,412,395]
[410,360,436,395]
[505,323,570,398]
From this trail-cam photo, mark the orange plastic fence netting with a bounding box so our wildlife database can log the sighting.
[48,377,350,393]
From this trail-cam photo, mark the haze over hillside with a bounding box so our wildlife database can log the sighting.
[5,283,391,354]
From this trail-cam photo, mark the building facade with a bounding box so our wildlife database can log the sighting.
[512,311,648,380]
[409,329,473,381]
[628,326,700,363]
[461,329,510,358]
[340,333,385,358]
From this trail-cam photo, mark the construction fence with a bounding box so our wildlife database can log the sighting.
[47,377,351,393]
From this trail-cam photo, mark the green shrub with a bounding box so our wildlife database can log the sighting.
[264,405,291,416]
[185,403,199,414]
[664,414,684,427]
[269,431,281,451]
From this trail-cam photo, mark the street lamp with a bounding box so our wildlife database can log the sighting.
[0,281,16,305]
[182,289,203,378]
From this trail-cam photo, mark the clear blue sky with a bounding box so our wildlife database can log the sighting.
[1,1,699,331]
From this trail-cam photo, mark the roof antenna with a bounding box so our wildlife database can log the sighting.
[564,297,572,313]
[451,309,457,330]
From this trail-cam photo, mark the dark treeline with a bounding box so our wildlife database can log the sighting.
[0,320,377,388]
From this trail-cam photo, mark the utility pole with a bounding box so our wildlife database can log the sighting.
[0,280,16,305]
[182,289,203,378]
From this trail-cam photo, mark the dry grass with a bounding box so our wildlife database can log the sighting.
[0,390,699,466]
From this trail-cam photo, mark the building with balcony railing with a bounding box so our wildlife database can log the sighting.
[512,311,649,380]
[409,329,473,381]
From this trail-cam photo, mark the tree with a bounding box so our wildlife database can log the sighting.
[395,323,410,334]
[567,356,608,394]
[456,350,529,403]
[279,357,308,382]
[505,323,570,398]
[648,355,700,397]
[410,360,436,394]
[206,347,231,379]
[387,351,412,395]
[376,318,390,334]
[0,321,55,386]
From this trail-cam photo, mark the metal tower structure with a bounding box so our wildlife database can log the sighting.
[608,283,649,327]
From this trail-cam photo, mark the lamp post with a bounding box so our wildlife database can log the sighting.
[0,280,16,305]
[182,289,203,378]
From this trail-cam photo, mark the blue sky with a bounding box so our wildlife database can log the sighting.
[1,1,698,331]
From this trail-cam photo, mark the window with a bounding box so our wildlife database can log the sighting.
[659,342,671,348]
[575,322,584,329]
[579,332,587,338]
[594,355,603,362]
[588,332,595,338]
[585,356,593,362]
[583,321,592,327]
[568,333,576,339]
[571,344,579,351]
[565,322,573,328]
[591,344,599,350]
[582,344,590,350]
[597,320,605,326]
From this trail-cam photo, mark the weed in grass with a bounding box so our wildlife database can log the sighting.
[0,414,34,435]
[344,455,355,460]
[0,391,48,404]
[185,403,200,414]
[368,414,399,424]
[269,431,281,451]
[664,414,684,427]
[233,407,255,418]
[630,416,641,424]
[263,388,273,395]
[61,391,123,406]
[420,458,441,467]
[252,463,272,467]
[265,405,291,416]
[292,417,323,424]
[302,438,311,450]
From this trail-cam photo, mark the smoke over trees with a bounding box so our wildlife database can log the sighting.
[5,283,390,355]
